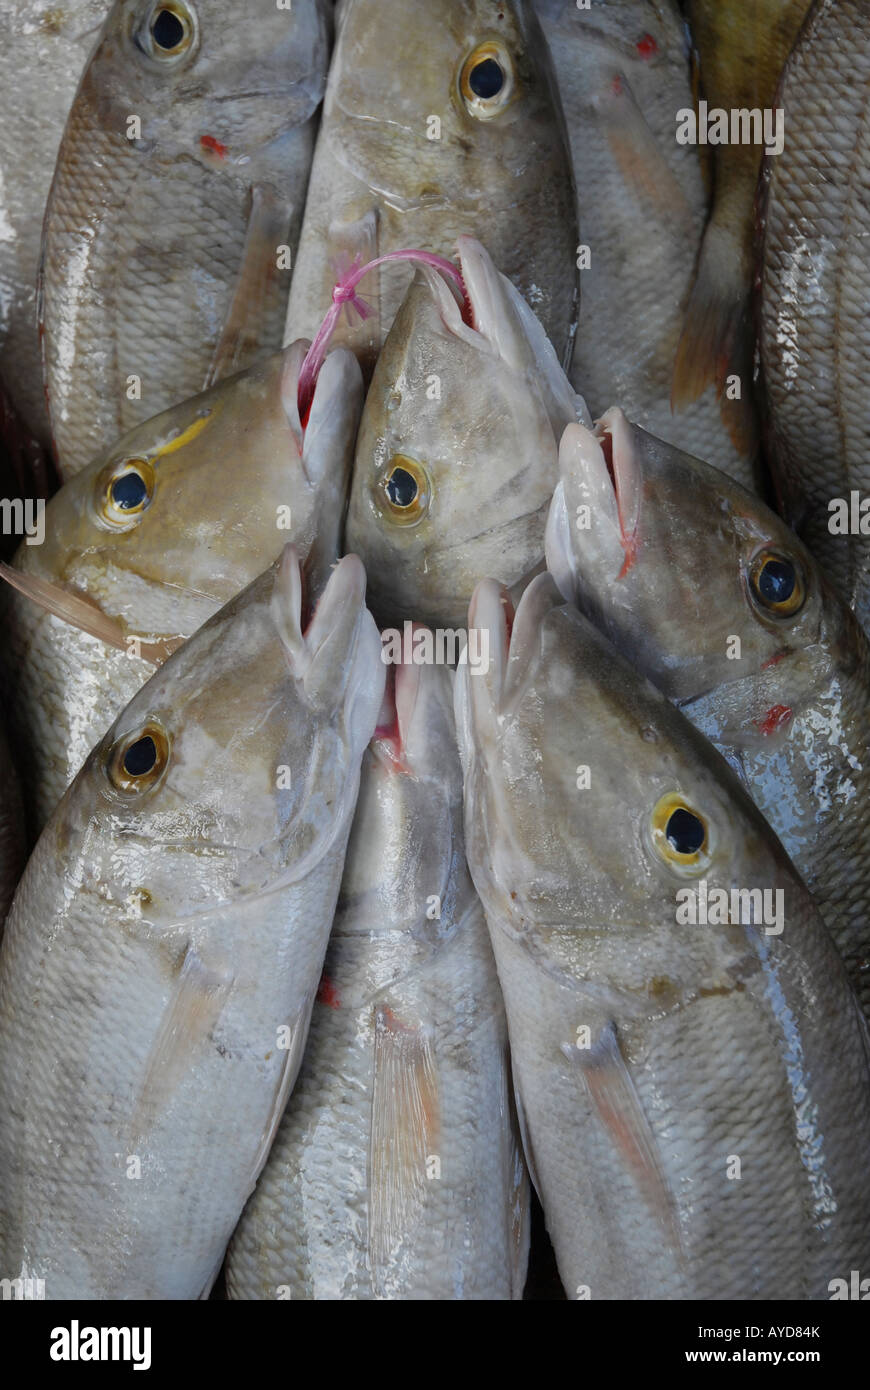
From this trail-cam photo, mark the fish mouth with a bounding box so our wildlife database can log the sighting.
[546,407,642,600]
[372,630,429,770]
[467,571,563,711]
[417,235,525,369]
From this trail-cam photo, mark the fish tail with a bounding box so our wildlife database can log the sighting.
[671,219,756,457]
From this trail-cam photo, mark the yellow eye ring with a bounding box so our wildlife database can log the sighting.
[376,455,431,527]
[140,1,196,60]
[747,549,805,618]
[98,457,155,530]
[649,793,711,874]
[108,723,170,793]
[459,41,515,119]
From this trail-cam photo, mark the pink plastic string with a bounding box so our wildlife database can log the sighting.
[297,249,466,421]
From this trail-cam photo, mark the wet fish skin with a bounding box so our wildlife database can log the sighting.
[674,0,810,441]
[533,0,754,488]
[759,0,870,630]
[0,716,25,931]
[545,408,870,1022]
[227,656,528,1300]
[0,0,108,452]
[0,548,385,1300]
[345,236,583,630]
[42,0,331,479]
[456,572,870,1300]
[284,0,577,373]
[3,342,361,838]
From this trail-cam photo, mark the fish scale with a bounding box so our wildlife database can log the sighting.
[41,0,331,480]
[760,0,870,629]
[456,575,870,1299]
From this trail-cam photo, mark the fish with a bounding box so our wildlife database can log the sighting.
[2,341,362,839]
[0,715,25,931]
[0,0,109,453]
[674,0,811,449]
[0,546,385,1299]
[283,0,577,376]
[545,408,870,1022]
[759,0,870,631]
[41,0,332,479]
[455,570,870,1299]
[345,235,584,630]
[533,0,755,489]
[227,652,528,1300]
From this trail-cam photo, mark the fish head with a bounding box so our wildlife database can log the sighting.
[346,236,580,629]
[545,410,840,711]
[338,642,466,942]
[51,547,384,922]
[325,0,563,213]
[16,343,361,642]
[456,572,784,953]
[84,0,330,156]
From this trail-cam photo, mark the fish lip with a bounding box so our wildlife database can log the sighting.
[554,410,642,584]
[594,408,641,576]
[417,235,516,363]
[372,630,426,771]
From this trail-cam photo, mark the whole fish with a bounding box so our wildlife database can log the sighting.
[2,342,361,838]
[759,0,870,630]
[284,0,577,375]
[0,0,108,452]
[227,654,528,1300]
[0,547,384,1299]
[42,0,331,479]
[533,0,754,488]
[456,572,870,1299]
[0,715,25,930]
[674,0,811,448]
[345,236,583,630]
[545,408,870,1021]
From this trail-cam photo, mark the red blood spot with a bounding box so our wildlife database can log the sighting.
[317,973,341,1009]
[755,704,792,736]
[611,73,623,96]
[200,134,228,159]
[636,33,658,59]
[761,650,788,670]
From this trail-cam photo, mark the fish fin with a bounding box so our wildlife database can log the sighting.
[562,1020,682,1254]
[506,1058,531,1298]
[602,71,696,232]
[131,943,234,1145]
[247,982,318,1186]
[203,184,292,389]
[368,1004,439,1284]
[510,1074,544,1201]
[0,562,172,664]
[671,223,756,456]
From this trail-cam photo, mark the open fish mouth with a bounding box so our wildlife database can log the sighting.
[546,406,643,601]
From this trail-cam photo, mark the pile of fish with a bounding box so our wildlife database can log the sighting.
[0,0,868,1302]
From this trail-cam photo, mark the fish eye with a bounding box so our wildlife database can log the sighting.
[98,458,155,530]
[748,549,805,618]
[460,42,514,119]
[108,723,169,792]
[378,455,430,526]
[139,1,196,60]
[650,793,711,874]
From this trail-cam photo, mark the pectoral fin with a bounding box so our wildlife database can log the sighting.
[204,183,293,389]
[563,1020,682,1254]
[368,1004,439,1285]
[132,943,233,1144]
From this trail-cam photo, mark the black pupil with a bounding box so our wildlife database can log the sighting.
[111,471,148,510]
[152,8,185,48]
[666,808,705,856]
[386,467,418,508]
[758,558,795,605]
[123,736,157,777]
[469,57,504,99]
